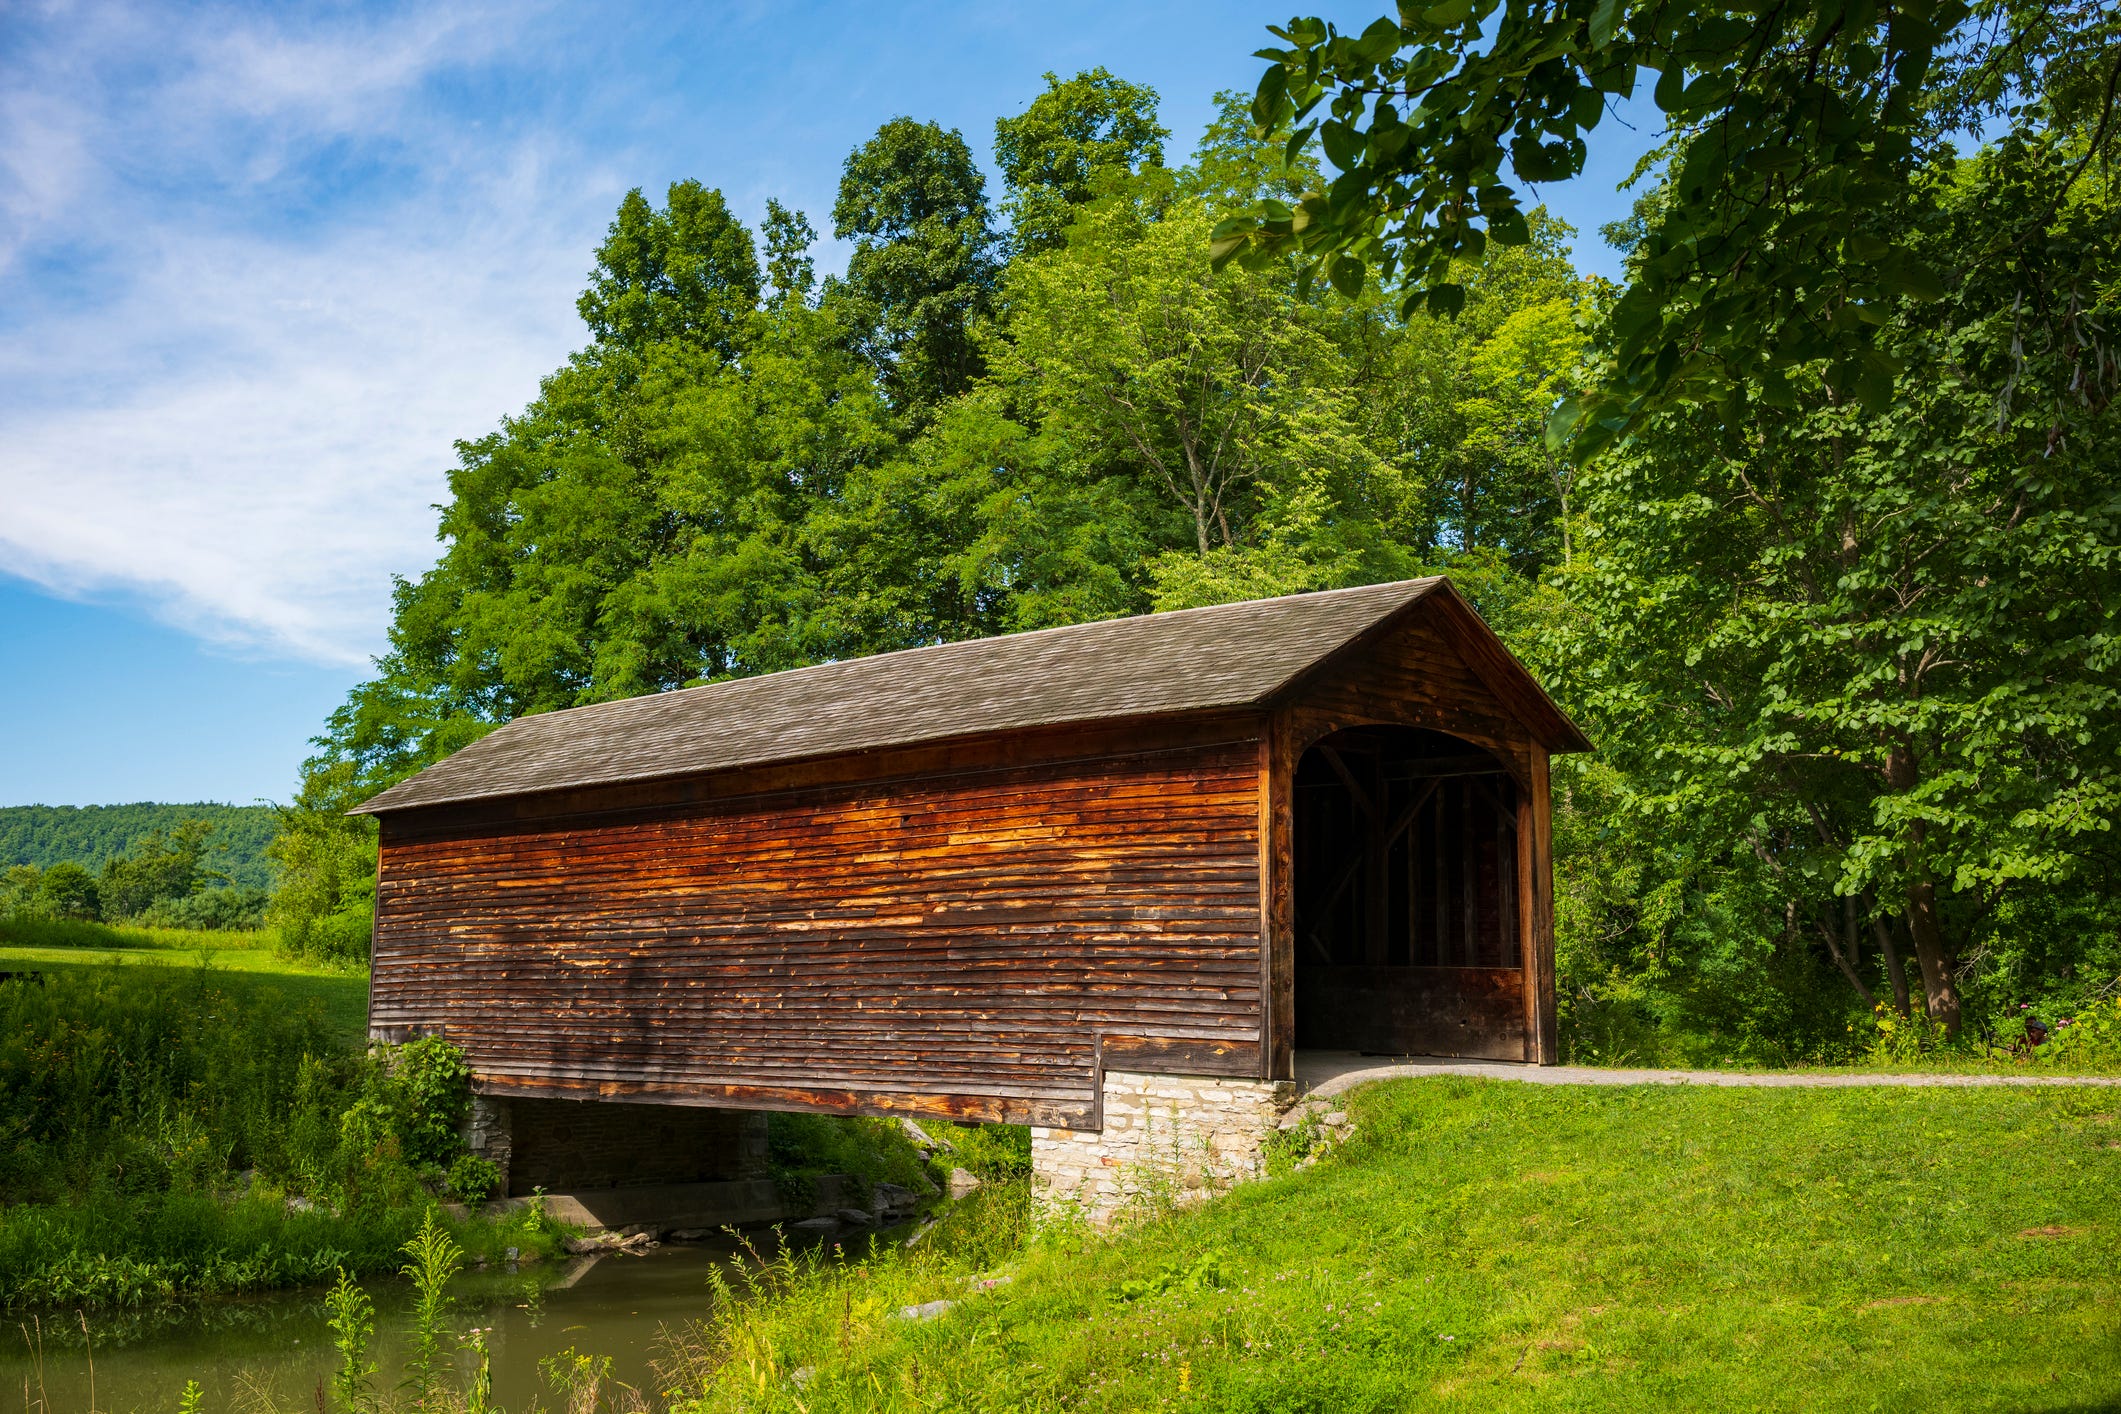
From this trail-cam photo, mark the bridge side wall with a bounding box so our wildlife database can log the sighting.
[370,716,1269,1128]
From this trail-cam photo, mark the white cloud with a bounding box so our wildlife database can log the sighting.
[0,0,607,666]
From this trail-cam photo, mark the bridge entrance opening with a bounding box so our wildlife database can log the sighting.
[1291,725,1530,1060]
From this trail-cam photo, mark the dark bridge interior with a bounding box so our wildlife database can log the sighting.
[1291,725,1529,1060]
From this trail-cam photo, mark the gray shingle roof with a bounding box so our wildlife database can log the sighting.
[354,577,1572,815]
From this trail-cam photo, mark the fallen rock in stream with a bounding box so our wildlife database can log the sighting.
[564,1229,657,1255]
[871,1182,925,1221]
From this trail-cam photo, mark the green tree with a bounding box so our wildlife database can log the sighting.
[0,865,38,915]
[577,181,761,361]
[98,819,218,920]
[761,199,818,308]
[830,117,1000,419]
[0,804,276,890]
[1356,213,1591,570]
[1177,89,1321,212]
[1551,132,2121,1037]
[994,69,1167,253]
[36,862,100,921]
[988,174,1418,607]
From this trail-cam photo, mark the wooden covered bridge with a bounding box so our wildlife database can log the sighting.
[356,578,1588,1212]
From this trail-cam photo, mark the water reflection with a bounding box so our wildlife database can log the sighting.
[4,1240,750,1414]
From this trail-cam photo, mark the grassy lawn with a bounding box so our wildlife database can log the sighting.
[0,927,368,1041]
[677,1078,2121,1412]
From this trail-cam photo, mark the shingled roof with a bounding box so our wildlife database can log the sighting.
[353,577,1585,815]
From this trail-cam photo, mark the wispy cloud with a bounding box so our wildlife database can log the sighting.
[0,0,609,666]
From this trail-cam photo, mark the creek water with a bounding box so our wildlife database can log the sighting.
[4,1241,748,1414]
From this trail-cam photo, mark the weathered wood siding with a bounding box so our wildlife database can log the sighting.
[1279,609,1534,774]
[371,728,1267,1128]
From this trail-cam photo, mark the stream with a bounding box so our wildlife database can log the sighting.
[5,1241,748,1414]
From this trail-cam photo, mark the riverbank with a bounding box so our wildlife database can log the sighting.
[662,1077,2121,1411]
[0,964,565,1308]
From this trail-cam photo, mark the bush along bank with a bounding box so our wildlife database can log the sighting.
[0,965,564,1308]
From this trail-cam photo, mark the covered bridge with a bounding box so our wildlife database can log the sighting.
[356,577,1588,1212]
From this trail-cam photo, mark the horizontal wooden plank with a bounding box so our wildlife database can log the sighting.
[1099,1033,1263,1078]
[374,732,1271,1119]
[471,1073,1098,1129]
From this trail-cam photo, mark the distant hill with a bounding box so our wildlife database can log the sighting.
[0,803,279,890]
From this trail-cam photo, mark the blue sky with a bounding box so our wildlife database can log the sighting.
[0,1,1661,807]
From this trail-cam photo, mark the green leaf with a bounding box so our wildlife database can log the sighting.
[1511,135,1579,182]
[1672,71,1735,114]
[1489,207,1531,245]
[1545,395,1584,451]
[1329,254,1366,299]
[1589,0,1625,48]
[1357,15,1404,61]
[1426,282,1465,317]
[1321,120,1366,170]
[1878,254,1947,302]
[1284,122,1318,168]
[1757,367,1797,407]
[1251,64,1290,128]
[1653,63,1687,112]
[1854,363,1896,413]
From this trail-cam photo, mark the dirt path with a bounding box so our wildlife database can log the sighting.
[1295,1051,2121,1100]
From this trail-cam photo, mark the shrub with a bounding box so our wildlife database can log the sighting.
[767,1112,936,1205]
[2037,996,2121,1071]
[266,762,379,966]
[446,1154,502,1205]
[932,1121,1033,1180]
[134,886,270,931]
[0,965,341,1203]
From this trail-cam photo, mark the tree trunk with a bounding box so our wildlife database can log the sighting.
[1819,918,1876,1009]
[1884,744,1962,1036]
[1903,882,1962,1037]
[1868,913,1913,1018]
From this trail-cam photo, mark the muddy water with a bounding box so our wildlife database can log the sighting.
[3,1242,748,1414]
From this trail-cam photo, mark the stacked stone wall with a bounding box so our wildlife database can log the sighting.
[465,1094,513,1188]
[1030,1070,1297,1223]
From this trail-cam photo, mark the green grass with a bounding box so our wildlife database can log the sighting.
[670,1079,2121,1412]
[0,945,369,1047]
[0,915,273,951]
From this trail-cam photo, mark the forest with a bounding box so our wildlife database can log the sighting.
[0,804,274,888]
[250,8,2121,1065]
[0,806,275,930]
